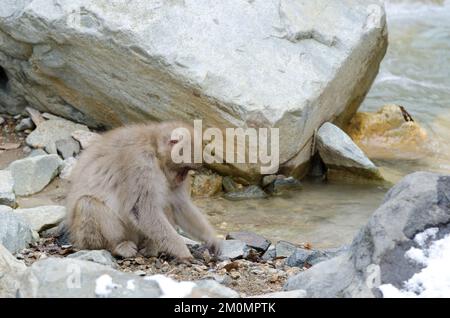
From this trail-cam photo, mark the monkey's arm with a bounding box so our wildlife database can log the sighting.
[170,186,220,254]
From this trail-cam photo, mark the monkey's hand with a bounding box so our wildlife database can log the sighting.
[207,239,222,259]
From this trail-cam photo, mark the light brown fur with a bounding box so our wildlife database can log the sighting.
[65,121,220,260]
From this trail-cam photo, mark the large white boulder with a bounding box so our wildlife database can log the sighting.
[0,0,387,179]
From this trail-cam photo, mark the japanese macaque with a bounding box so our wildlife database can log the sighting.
[65,121,220,260]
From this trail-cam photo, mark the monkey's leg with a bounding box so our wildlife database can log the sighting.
[73,196,137,258]
[136,209,192,260]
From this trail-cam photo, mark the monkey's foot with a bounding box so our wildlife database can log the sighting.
[113,241,138,258]
[139,245,159,257]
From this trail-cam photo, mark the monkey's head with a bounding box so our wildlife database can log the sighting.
[156,121,201,187]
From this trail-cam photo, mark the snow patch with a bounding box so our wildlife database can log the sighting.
[414,227,438,247]
[95,274,120,297]
[145,274,196,298]
[126,279,135,291]
[380,231,450,298]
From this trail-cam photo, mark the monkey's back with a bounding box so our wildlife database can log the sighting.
[65,124,165,229]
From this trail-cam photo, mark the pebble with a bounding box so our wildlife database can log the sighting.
[134,270,147,276]
[15,118,35,132]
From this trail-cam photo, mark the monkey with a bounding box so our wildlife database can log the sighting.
[65,121,221,261]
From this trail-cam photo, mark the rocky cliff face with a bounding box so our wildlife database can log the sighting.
[0,0,387,179]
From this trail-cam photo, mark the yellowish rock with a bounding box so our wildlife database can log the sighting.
[190,171,223,198]
[346,104,429,160]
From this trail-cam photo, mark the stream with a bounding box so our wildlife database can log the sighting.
[202,0,450,248]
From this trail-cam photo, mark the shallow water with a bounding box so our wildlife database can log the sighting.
[203,0,450,248]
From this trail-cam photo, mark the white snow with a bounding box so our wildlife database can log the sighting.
[126,279,136,291]
[145,274,196,298]
[380,231,450,298]
[414,227,439,247]
[95,274,119,297]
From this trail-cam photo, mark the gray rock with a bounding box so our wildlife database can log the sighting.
[59,157,77,180]
[71,130,100,149]
[250,290,306,298]
[15,117,35,132]
[275,241,298,258]
[27,149,48,157]
[286,248,329,267]
[261,245,276,261]
[25,106,45,126]
[0,243,27,297]
[219,240,249,260]
[25,119,88,154]
[261,175,277,188]
[55,137,80,159]
[14,205,66,233]
[0,0,387,179]
[9,154,62,196]
[67,250,117,268]
[286,248,314,267]
[226,231,271,252]
[193,279,239,298]
[222,176,240,193]
[266,176,302,194]
[316,122,382,179]
[285,172,450,298]
[17,258,162,298]
[0,209,34,254]
[223,185,267,201]
[0,170,15,207]
[202,274,232,287]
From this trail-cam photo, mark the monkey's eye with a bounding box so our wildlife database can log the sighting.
[169,139,179,145]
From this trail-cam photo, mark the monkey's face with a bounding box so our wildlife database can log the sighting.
[157,121,201,186]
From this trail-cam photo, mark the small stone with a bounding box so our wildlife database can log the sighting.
[0,244,27,297]
[192,279,240,298]
[190,171,223,197]
[0,170,16,207]
[266,176,302,194]
[71,130,99,149]
[275,241,298,258]
[27,149,48,157]
[26,119,88,154]
[60,157,77,180]
[15,118,35,132]
[270,274,279,283]
[14,205,66,233]
[219,240,249,260]
[135,257,146,265]
[223,185,267,201]
[55,137,80,159]
[222,176,241,193]
[0,143,21,150]
[67,250,118,268]
[316,122,382,180]
[10,154,63,196]
[25,107,45,126]
[0,117,4,125]
[0,209,35,253]
[229,271,240,280]
[286,248,315,267]
[261,245,276,261]
[261,175,277,187]
[226,231,271,252]
[134,270,146,276]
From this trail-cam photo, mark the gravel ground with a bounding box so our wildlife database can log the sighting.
[18,236,303,296]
